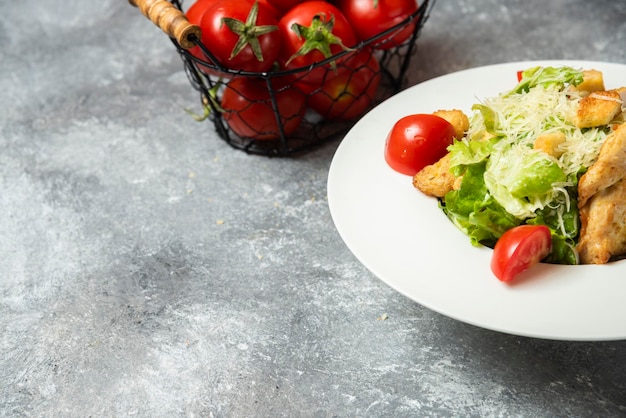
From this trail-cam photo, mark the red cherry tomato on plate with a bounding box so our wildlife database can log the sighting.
[384,114,456,176]
[491,225,552,283]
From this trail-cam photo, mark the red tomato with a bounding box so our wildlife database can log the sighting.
[491,225,552,283]
[300,49,381,121]
[257,0,284,18]
[384,114,456,176]
[220,77,307,140]
[516,70,524,81]
[278,1,357,84]
[186,0,217,24]
[265,0,302,13]
[336,0,419,49]
[186,0,221,74]
[198,0,281,73]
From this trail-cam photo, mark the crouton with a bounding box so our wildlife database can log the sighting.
[572,69,605,93]
[575,90,623,128]
[534,131,566,158]
[413,153,458,197]
[433,109,470,139]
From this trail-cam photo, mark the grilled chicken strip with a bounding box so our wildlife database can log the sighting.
[577,123,626,208]
[577,123,626,264]
[577,178,626,264]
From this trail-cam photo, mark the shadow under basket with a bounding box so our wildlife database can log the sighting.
[138,0,435,156]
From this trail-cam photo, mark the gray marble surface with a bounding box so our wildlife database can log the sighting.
[2,0,626,416]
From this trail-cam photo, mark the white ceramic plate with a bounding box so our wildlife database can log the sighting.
[327,60,626,341]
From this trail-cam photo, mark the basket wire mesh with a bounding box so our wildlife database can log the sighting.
[168,0,434,156]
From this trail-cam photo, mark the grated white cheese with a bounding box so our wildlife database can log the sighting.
[471,83,611,219]
[484,85,608,174]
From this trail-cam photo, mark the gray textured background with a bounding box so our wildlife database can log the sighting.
[2,0,626,416]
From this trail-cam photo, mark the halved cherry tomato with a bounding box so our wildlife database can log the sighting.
[220,76,307,140]
[491,225,552,283]
[384,114,456,176]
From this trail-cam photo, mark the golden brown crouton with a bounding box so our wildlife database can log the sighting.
[575,90,623,128]
[572,69,605,93]
[433,109,470,139]
[413,153,458,197]
[534,131,566,158]
[615,87,626,122]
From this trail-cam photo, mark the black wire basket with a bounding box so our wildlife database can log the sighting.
[133,0,435,156]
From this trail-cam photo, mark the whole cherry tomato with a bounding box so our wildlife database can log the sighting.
[491,225,552,282]
[336,0,419,49]
[384,114,456,175]
[299,49,381,121]
[265,0,302,14]
[257,0,284,19]
[220,77,307,140]
[198,0,281,73]
[186,0,221,74]
[278,1,357,85]
[186,0,217,24]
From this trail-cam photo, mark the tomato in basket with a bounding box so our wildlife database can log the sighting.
[278,1,357,85]
[220,77,307,140]
[337,0,419,49]
[298,49,381,121]
[186,0,219,74]
[265,0,302,14]
[186,0,217,24]
[257,0,284,18]
[193,0,281,74]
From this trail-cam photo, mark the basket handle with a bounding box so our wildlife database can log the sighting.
[129,0,201,49]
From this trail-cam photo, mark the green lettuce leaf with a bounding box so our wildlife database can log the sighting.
[509,66,584,95]
[439,65,587,264]
[528,199,580,265]
[500,151,567,198]
[485,147,567,218]
[442,162,521,247]
[447,137,496,177]
[472,104,498,133]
